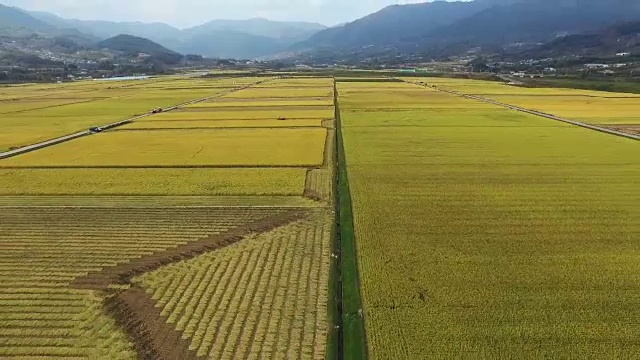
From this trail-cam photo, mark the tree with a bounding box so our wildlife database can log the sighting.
[469,56,489,72]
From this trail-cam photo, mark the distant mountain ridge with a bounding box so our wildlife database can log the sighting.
[519,21,640,58]
[4,0,640,63]
[294,0,640,59]
[25,9,326,59]
[98,34,183,64]
[0,4,54,33]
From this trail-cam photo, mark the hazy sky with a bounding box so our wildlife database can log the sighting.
[2,0,435,28]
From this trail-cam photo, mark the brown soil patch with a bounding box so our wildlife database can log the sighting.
[322,119,336,129]
[303,169,323,202]
[303,128,336,203]
[105,287,199,360]
[71,208,307,360]
[604,124,640,136]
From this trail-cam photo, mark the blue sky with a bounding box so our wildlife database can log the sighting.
[3,0,437,28]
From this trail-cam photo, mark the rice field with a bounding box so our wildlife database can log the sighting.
[3,72,640,359]
[0,76,245,151]
[0,128,327,167]
[123,119,323,129]
[337,80,640,359]
[135,210,331,359]
[0,75,336,359]
[408,77,640,127]
[0,207,288,359]
[149,108,334,120]
[224,88,334,99]
[0,168,307,195]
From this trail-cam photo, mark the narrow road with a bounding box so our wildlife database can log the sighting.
[402,79,640,141]
[0,78,274,160]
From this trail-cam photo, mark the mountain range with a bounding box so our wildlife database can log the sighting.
[1,0,640,63]
[0,4,326,59]
[295,0,640,60]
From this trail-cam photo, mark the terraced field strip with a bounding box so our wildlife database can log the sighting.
[337,79,640,359]
[0,77,273,159]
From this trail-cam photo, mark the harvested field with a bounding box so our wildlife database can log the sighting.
[304,128,336,203]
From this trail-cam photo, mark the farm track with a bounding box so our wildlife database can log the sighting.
[402,79,640,140]
[0,78,275,160]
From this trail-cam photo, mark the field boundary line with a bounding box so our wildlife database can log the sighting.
[0,77,275,160]
[334,79,369,360]
[325,80,341,360]
[113,125,324,131]
[401,79,639,141]
[0,164,318,169]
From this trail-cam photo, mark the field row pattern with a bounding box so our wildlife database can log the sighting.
[136,211,332,360]
[0,207,286,359]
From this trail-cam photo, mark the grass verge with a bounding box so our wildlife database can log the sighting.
[334,81,367,360]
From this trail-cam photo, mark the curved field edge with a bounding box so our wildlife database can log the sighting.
[335,83,368,360]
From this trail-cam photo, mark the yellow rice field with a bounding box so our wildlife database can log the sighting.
[0,128,328,167]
